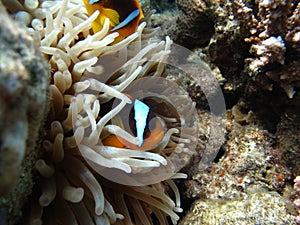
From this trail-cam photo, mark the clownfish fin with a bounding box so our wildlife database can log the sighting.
[100,7,120,27]
[110,8,140,32]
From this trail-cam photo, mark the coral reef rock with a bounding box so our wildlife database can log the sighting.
[275,112,300,177]
[233,0,300,98]
[167,0,299,98]
[166,0,214,49]
[180,190,298,225]
[150,0,177,12]
[180,103,298,224]
[294,176,300,223]
[0,2,49,225]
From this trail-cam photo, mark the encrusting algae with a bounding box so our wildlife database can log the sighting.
[2,0,199,224]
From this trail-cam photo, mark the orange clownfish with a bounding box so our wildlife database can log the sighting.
[102,99,165,151]
[102,116,165,151]
[83,0,144,43]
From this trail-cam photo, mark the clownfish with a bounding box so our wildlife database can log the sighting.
[83,0,144,43]
[102,99,165,151]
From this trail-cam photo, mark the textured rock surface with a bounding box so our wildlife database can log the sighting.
[275,113,300,177]
[233,0,300,98]
[150,0,176,12]
[150,2,300,223]
[180,102,299,224]
[165,0,214,49]
[163,0,299,99]
[180,191,298,225]
[0,4,49,225]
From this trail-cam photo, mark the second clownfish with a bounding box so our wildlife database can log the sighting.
[102,99,165,151]
[83,0,144,43]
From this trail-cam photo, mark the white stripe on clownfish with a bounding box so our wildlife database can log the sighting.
[134,99,149,147]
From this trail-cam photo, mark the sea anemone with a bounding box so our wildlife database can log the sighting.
[3,0,199,224]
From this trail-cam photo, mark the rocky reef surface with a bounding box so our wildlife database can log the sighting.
[152,0,300,224]
[180,105,299,224]
[163,0,300,100]
[0,2,49,224]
